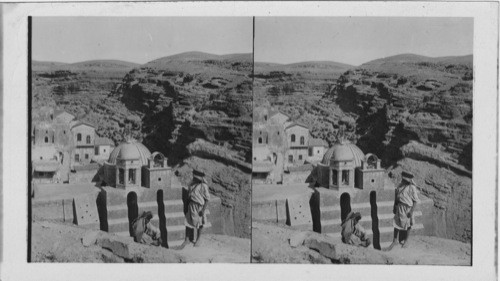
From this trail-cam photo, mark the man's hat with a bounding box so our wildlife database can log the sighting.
[401,171,415,184]
[193,169,207,183]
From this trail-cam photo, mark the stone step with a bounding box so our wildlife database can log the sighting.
[168,239,185,248]
[321,211,422,233]
[114,224,187,242]
[108,210,212,233]
[115,224,187,237]
[326,223,425,244]
[108,213,185,233]
[107,200,184,219]
[320,201,394,220]
[114,223,219,243]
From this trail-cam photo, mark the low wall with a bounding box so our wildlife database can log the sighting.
[282,170,311,185]
[69,169,99,184]
[32,189,101,224]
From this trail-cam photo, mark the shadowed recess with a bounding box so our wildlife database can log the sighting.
[340,192,351,223]
[157,189,168,248]
[127,192,138,237]
[370,190,381,250]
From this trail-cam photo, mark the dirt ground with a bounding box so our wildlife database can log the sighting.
[31,220,250,263]
[252,222,471,265]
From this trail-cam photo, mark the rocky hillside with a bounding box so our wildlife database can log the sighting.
[31,52,253,238]
[31,60,141,141]
[256,54,473,243]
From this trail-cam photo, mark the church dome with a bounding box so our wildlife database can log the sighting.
[108,140,152,166]
[322,141,365,167]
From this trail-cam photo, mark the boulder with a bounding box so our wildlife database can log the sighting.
[82,230,100,247]
[96,235,134,259]
[303,236,336,260]
[289,231,311,248]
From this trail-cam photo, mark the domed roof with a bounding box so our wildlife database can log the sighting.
[322,141,365,167]
[108,140,152,166]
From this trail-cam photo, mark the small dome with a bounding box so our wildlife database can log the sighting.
[108,140,152,166]
[322,141,365,167]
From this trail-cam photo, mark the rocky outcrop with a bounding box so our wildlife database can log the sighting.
[389,158,472,242]
[175,156,251,238]
[32,53,253,239]
[254,55,472,244]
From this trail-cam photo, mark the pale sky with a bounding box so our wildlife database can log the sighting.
[32,17,253,64]
[255,17,473,66]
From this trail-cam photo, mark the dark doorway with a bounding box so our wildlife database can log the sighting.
[157,189,168,248]
[127,192,138,237]
[370,191,381,250]
[340,192,351,223]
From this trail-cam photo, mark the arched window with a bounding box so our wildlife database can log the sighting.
[77,133,82,141]
[44,136,48,143]
[258,137,262,144]
[86,135,91,144]
[300,136,305,145]
[291,134,296,142]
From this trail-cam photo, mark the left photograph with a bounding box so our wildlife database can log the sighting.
[29,17,253,263]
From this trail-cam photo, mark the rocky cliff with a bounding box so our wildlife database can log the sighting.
[256,55,473,242]
[31,52,253,238]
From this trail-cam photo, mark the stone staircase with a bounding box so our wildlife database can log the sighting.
[315,187,434,249]
[320,200,425,248]
[106,199,199,248]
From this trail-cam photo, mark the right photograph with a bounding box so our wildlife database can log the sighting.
[251,17,473,265]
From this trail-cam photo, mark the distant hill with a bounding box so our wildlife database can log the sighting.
[153,51,252,62]
[360,53,473,77]
[138,52,253,77]
[69,60,140,69]
[32,59,139,73]
[255,60,354,74]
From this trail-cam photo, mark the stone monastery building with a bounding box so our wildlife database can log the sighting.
[252,106,327,184]
[31,107,115,184]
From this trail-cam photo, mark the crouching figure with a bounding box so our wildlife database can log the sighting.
[341,211,371,247]
[131,211,162,246]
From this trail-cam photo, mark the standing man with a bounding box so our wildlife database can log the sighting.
[179,169,211,249]
[385,171,420,251]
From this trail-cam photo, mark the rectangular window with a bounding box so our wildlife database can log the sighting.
[119,169,124,185]
[308,148,313,157]
[85,154,89,160]
[342,170,349,185]
[299,155,303,160]
[95,147,99,155]
[75,154,80,162]
[128,169,136,184]
[288,155,293,163]
[332,170,338,186]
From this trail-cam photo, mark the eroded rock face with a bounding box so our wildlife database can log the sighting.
[390,158,472,242]
[254,56,472,243]
[32,54,253,239]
